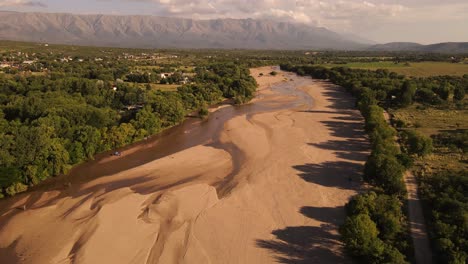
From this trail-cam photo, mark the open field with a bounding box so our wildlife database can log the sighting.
[391,105,468,172]
[392,104,468,136]
[132,65,196,72]
[0,67,369,263]
[322,62,468,77]
[150,84,180,91]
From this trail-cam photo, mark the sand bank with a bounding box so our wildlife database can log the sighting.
[0,66,369,263]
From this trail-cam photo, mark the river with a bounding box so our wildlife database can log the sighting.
[0,66,368,264]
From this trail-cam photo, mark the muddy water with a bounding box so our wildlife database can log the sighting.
[9,70,316,197]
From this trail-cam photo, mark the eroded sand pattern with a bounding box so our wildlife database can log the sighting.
[0,67,369,264]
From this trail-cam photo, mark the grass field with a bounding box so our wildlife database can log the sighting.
[149,83,180,91]
[322,62,468,77]
[392,105,468,136]
[391,105,468,172]
[131,66,196,73]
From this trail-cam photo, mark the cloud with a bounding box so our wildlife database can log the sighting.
[129,0,408,32]
[0,0,47,8]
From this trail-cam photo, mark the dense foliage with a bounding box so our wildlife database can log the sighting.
[420,171,467,264]
[400,130,433,157]
[0,56,256,197]
[432,130,468,152]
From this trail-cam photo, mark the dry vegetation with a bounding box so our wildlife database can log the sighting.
[392,104,468,173]
[322,62,468,77]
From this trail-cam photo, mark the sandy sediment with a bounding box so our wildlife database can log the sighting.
[0,66,369,263]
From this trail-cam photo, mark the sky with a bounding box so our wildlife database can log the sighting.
[0,0,467,44]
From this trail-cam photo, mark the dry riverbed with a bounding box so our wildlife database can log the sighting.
[0,66,369,264]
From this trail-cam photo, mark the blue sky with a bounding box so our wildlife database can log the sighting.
[1,0,467,44]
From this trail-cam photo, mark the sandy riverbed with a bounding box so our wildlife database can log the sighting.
[0,66,369,264]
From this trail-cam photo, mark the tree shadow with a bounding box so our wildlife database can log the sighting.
[299,206,346,226]
[320,85,356,110]
[0,239,20,263]
[320,120,365,139]
[309,139,368,153]
[256,224,348,264]
[309,140,369,162]
[293,161,362,190]
[332,115,364,122]
[298,110,355,115]
[255,79,365,264]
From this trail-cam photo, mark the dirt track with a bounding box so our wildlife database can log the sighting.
[0,67,370,264]
[405,172,433,264]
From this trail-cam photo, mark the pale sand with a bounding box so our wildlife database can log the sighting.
[0,66,369,263]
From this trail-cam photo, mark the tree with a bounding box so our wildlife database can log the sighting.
[131,105,161,135]
[453,86,465,101]
[400,80,417,107]
[364,154,405,195]
[340,214,386,262]
[434,82,452,101]
[198,104,209,118]
[5,182,28,196]
[403,130,433,157]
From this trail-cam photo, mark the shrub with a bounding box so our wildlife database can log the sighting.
[5,182,28,196]
[453,86,465,101]
[198,106,209,118]
[402,130,433,156]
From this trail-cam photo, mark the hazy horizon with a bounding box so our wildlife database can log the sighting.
[0,0,467,44]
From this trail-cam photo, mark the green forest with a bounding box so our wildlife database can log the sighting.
[0,47,257,197]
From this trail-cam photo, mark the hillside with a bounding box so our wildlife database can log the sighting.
[369,42,468,53]
[0,11,368,50]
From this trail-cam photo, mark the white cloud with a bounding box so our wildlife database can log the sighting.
[0,0,47,8]
[133,0,408,33]
[130,0,468,42]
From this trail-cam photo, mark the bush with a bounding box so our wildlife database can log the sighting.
[396,153,414,169]
[400,81,417,107]
[402,130,433,157]
[453,86,465,101]
[5,182,28,196]
[420,171,467,264]
[198,106,209,118]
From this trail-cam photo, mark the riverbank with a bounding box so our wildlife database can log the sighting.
[0,66,369,263]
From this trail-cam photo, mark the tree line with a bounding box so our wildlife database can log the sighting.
[280,63,450,263]
[0,61,257,197]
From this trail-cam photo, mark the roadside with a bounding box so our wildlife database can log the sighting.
[385,112,433,264]
[404,171,433,264]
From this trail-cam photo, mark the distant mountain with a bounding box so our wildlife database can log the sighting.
[0,11,370,50]
[367,42,424,51]
[368,42,468,53]
[421,42,468,53]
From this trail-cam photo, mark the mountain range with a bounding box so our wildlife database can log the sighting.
[0,11,369,50]
[0,11,466,52]
[368,42,468,53]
